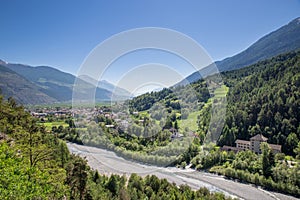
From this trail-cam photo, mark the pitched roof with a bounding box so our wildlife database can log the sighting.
[250,134,268,141]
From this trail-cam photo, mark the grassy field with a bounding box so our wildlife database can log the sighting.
[213,85,229,98]
[38,121,69,131]
[178,111,199,132]
[38,121,90,131]
[178,84,229,133]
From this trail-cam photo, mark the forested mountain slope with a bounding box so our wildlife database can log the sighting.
[218,51,300,155]
[125,51,300,197]
[129,50,300,156]
[0,64,56,104]
[6,63,112,102]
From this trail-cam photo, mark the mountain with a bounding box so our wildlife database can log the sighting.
[129,50,300,156]
[183,17,300,84]
[6,64,76,101]
[0,64,56,104]
[78,75,131,99]
[5,63,114,102]
[0,59,7,65]
[98,80,131,98]
[0,61,132,104]
[218,50,300,155]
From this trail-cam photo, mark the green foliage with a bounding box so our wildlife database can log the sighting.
[179,51,300,198]
[295,141,300,160]
[220,51,300,155]
[232,150,260,173]
[194,148,228,169]
[286,133,299,157]
[199,147,300,197]
[0,142,68,199]
[129,88,173,112]
[3,49,300,199]
[261,142,275,177]
[125,173,233,200]
[0,97,69,199]
[0,95,235,199]
[66,154,90,199]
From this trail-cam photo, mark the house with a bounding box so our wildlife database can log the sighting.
[250,134,268,153]
[31,112,48,117]
[220,145,240,153]
[226,134,281,154]
[268,144,282,154]
[235,139,250,151]
[170,128,183,140]
[171,132,183,140]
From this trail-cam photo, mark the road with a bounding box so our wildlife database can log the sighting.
[67,143,297,200]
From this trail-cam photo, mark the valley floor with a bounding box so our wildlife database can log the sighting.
[67,143,298,200]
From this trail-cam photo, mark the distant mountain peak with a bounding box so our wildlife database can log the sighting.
[180,17,300,85]
[0,59,8,65]
[288,17,300,25]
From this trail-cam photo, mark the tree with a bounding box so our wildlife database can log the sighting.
[261,142,273,177]
[294,141,300,160]
[93,171,100,183]
[174,120,179,130]
[164,118,173,129]
[67,119,76,128]
[146,175,160,193]
[285,133,299,156]
[58,140,69,168]
[106,175,119,196]
[218,124,235,146]
[13,124,54,168]
[170,112,177,121]
[66,155,89,200]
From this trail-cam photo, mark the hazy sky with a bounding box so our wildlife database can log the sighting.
[1,0,300,86]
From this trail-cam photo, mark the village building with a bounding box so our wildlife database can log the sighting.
[222,134,281,154]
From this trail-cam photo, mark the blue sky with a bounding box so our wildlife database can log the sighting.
[1,0,300,86]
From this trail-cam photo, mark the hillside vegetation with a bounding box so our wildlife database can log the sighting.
[0,95,234,199]
[0,62,132,104]
[192,51,300,197]
[219,51,300,155]
[131,50,300,156]
[125,50,300,197]
[0,65,56,104]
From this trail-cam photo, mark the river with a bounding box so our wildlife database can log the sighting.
[67,143,297,200]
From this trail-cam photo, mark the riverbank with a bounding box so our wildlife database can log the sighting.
[67,143,298,200]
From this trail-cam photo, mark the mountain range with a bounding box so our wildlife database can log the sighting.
[181,17,300,84]
[0,64,56,104]
[0,17,300,105]
[0,62,131,104]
